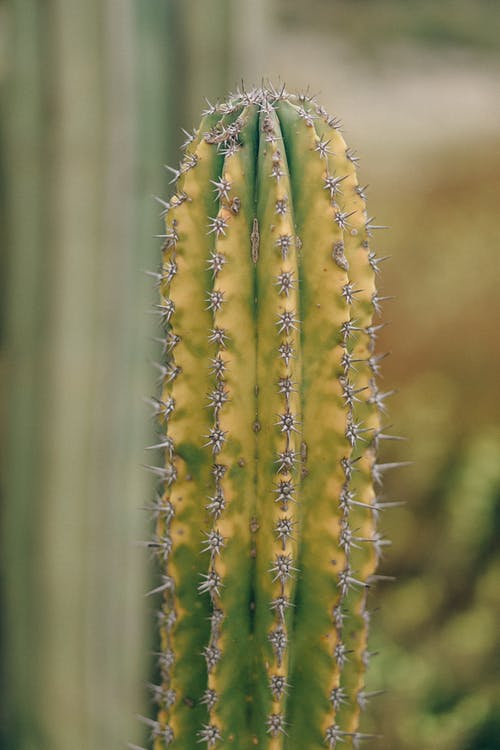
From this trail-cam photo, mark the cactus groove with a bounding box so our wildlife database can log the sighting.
[146,86,391,750]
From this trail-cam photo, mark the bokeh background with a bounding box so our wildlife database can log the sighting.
[1,1,499,749]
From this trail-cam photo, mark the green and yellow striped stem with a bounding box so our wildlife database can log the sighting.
[143,86,392,750]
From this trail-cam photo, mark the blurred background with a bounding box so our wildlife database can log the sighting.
[1,1,499,749]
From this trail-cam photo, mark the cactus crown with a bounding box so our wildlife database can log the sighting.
[145,85,390,750]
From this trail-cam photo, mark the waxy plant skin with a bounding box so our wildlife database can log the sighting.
[140,86,396,750]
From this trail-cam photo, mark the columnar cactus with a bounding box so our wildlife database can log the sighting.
[143,85,393,750]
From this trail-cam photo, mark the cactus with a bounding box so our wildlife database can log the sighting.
[144,85,393,750]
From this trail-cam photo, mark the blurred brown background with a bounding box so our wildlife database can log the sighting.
[1,1,499,749]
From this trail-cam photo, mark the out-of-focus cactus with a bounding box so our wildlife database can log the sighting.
[2,3,174,748]
[144,86,394,749]
[371,425,500,750]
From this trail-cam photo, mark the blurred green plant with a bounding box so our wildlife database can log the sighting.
[0,1,173,748]
[368,407,500,749]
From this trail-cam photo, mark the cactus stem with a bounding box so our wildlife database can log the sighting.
[146,87,393,749]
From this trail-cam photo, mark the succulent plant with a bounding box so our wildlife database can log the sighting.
[142,85,395,750]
